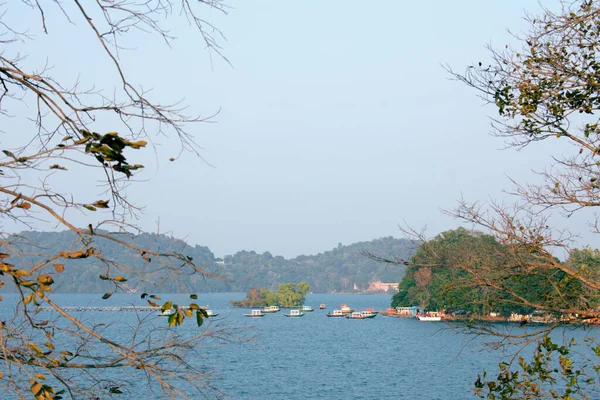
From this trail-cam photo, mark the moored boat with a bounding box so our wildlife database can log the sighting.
[301,305,314,312]
[326,309,345,317]
[244,309,265,317]
[284,309,305,318]
[361,308,378,318]
[319,304,326,309]
[205,309,218,317]
[416,315,441,321]
[416,312,441,321]
[340,304,354,314]
[262,305,280,313]
[345,311,367,319]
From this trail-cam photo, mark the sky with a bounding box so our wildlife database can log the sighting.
[7,0,591,259]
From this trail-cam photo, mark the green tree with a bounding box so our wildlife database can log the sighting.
[0,1,230,398]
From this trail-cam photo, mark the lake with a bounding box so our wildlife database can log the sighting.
[0,293,597,399]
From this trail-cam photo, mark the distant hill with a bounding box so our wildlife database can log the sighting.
[1,231,417,293]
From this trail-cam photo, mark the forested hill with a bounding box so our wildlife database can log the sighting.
[2,232,417,293]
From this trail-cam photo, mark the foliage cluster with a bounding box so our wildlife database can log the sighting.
[230,282,310,308]
[391,228,600,317]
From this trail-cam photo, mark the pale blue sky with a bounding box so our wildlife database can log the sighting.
[7,1,586,258]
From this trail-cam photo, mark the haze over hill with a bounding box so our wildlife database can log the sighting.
[4,231,417,294]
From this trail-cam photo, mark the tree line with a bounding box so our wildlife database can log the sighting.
[3,231,417,293]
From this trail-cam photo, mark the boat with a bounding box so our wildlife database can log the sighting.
[244,309,265,317]
[205,309,218,317]
[361,308,378,318]
[345,311,367,319]
[262,305,280,313]
[319,304,326,309]
[326,309,345,317]
[340,304,354,314]
[416,312,441,321]
[301,305,314,312]
[284,309,305,318]
[158,308,175,317]
[416,315,441,321]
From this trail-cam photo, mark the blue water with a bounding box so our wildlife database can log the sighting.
[0,293,597,399]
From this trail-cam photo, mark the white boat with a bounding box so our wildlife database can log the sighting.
[326,309,345,317]
[301,305,314,312]
[262,305,280,313]
[417,316,441,321]
[416,315,441,321]
[345,311,367,319]
[284,309,305,318]
[244,309,265,317]
[205,309,218,317]
[158,308,175,317]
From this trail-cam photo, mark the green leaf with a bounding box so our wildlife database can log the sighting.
[168,312,177,327]
[102,292,113,300]
[190,294,198,299]
[161,301,173,312]
[196,311,204,327]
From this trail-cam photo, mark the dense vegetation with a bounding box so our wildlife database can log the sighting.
[231,282,310,308]
[391,228,599,316]
[3,231,417,293]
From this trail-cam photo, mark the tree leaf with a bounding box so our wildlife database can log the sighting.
[184,308,193,318]
[113,276,127,282]
[168,313,177,327]
[92,200,110,208]
[190,294,198,299]
[161,301,172,312]
[28,343,42,354]
[17,201,31,210]
[102,292,113,300]
[30,381,42,395]
[38,274,54,285]
[196,311,204,327]
[53,263,64,273]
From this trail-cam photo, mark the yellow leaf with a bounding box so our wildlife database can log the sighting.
[34,373,45,381]
[38,274,54,285]
[28,343,42,354]
[184,308,193,318]
[23,294,33,305]
[113,276,127,282]
[53,263,64,273]
[44,342,54,350]
[129,140,147,149]
[30,381,42,395]
[38,284,52,292]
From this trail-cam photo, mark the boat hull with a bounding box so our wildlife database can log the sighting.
[416,316,441,321]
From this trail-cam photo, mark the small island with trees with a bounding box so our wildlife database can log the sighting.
[231,282,310,308]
